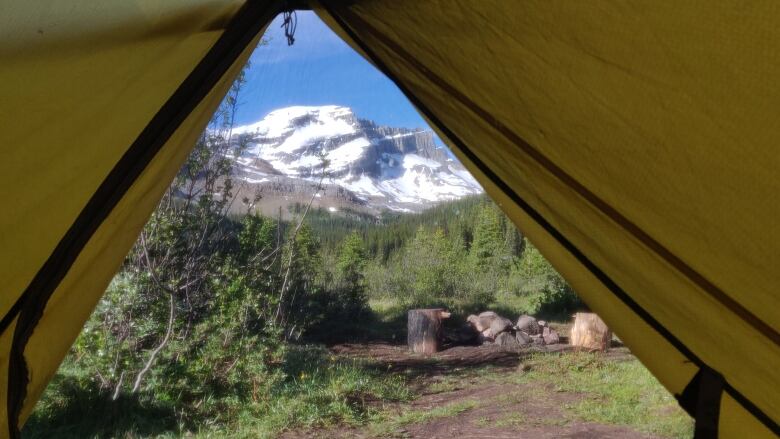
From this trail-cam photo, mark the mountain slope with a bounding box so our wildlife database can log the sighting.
[230,106,482,214]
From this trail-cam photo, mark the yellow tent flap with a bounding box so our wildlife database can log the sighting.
[312,2,779,436]
[0,1,777,437]
[0,1,277,435]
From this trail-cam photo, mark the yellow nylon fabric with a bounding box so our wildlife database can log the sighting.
[0,0,244,323]
[314,0,779,434]
[720,393,776,439]
[14,33,262,431]
[1,0,779,436]
[0,0,273,433]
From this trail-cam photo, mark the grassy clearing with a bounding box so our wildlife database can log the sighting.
[370,294,538,323]
[27,325,691,439]
[511,352,693,438]
[426,379,461,394]
[26,348,692,439]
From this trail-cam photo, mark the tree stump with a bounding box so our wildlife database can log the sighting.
[407,308,450,354]
[570,312,612,352]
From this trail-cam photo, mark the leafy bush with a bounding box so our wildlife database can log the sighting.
[530,273,582,319]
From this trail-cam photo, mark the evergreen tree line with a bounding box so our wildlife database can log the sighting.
[357,198,581,317]
[289,194,487,259]
[294,192,582,318]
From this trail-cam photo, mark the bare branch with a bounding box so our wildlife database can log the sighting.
[132,291,175,394]
[112,371,126,401]
[274,176,325,325]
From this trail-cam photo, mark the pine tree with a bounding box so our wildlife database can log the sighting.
[469,203,505,269]
[336,231,367,289]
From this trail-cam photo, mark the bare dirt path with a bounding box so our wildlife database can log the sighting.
[281,343,661,439]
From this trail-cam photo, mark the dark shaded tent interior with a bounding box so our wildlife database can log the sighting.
[1,1,778,438]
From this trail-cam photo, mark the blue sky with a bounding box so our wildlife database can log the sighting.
[235,12,430,130]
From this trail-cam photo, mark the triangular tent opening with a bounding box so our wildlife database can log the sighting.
[1,2,777,438]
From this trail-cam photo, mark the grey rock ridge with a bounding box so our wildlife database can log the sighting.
[228,105,482,215]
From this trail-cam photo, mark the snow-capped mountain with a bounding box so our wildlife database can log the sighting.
[230,105,482,214]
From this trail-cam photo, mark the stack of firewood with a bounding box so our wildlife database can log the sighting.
[464,311,562,349]
[432,310,613,353]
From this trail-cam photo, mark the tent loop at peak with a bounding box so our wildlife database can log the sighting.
[281,8,298,46]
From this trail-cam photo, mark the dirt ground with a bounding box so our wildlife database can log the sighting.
[281,343,659,439]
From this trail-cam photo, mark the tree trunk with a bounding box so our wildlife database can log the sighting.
[407,308,450,354]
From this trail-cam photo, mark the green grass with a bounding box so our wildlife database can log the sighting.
[426,379,461,394]
[491,411,529,428]
[27,314,691,439]
[236,346,411,437]
[367,400,478,437]
[488,290,538,317]
[369,298,401,317]
[511,352,693,438]
[23,361,180,439]
[26,349,692,439]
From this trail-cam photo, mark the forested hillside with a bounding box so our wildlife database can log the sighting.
[292,194,486,257]
[290,192,583,322]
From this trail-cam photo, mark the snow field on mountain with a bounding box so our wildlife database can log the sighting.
[231,105,482,208]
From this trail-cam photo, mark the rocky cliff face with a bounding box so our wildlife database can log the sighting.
[230,106,482,213]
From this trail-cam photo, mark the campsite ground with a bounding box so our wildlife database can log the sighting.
[26,343,693,439]
[25,299,693,439]
[25,334,693,439]
[276,343,693,439]
[270,298,692,439]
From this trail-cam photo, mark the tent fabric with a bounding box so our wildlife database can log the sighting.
[313,1,779,437]
[0,0,777,437]
[0,1,277,436]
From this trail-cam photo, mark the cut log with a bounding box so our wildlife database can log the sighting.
[543,328,560,345]
[516,315,541,335]
[494,331,519,350]
[408,308,450,354]
[516,331,531,345]
[467,311,513,340]
[570,312,612,352]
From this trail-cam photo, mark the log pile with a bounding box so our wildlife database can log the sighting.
[464,311,561,350]
[413,309,612,354]
[515,315,560,347]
